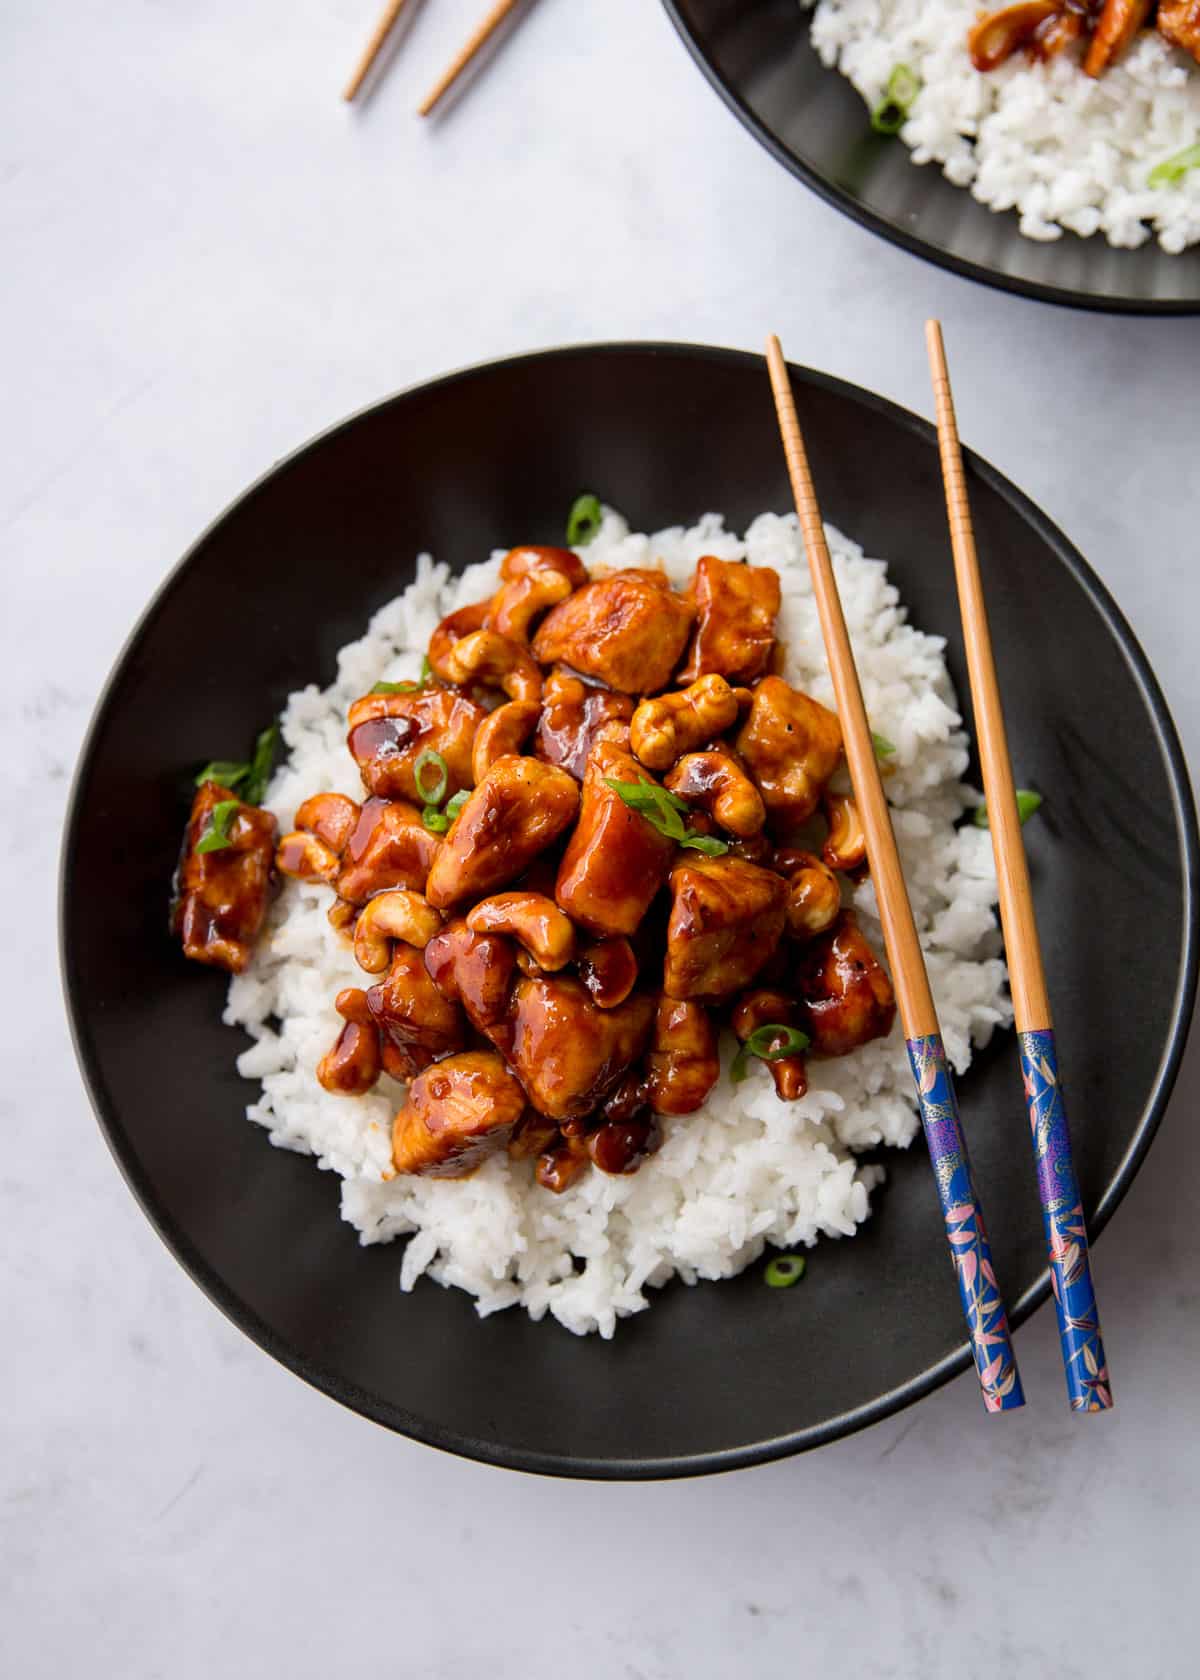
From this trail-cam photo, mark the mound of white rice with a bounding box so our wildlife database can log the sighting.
[224,510,1010,1337]
[809,0,1200,252]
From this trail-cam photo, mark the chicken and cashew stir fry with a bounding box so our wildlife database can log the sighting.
[175,544,899,1194]
[967,0,1200,76]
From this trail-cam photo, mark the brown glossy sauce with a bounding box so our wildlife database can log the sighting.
[346,796,392,864]
[347,714,415,770]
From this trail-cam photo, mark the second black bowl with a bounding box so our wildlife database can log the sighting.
[664,0,1200,313]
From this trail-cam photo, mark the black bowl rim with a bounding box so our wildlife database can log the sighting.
[661,0,1200,317]
[61,341,1200,1478]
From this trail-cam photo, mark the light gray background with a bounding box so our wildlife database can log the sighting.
[5,2,1197,1676]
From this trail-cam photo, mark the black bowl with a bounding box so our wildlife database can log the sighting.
[663,0,1200,313]
[62,344,1197,1477]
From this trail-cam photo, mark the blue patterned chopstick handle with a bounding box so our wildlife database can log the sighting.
[907,1035,1025,1412]
[1019,1030,1112,1411]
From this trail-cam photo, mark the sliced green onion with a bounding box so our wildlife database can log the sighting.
[196,798,241,854]
[421,805,451,833]
[195,723,278,807]
[870,63,921,136]
[603,777,729,855]
[1148,142,1200,189]
[730,1024,811,1083]
[420,655,434,683]
[764,1254,807,1289]
[973,789,1043,829]
[444,789,470,821]
[370,679,420,696]
[566,493,603,547]
[872,731,896,759]
[413,748,449,806]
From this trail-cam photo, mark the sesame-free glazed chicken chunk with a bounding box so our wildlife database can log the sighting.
[425,755,579,910]
[508,976,656,1121]
[662,855,788,1002]
[1157,0,1200,61]
[735,676,842,828]
[535,668,633,780]
[532,570,694,694]
[173,782,277,973]
[793,912,896,1057]
[366,942,466,1077]
[679,555,781,685]
[645,998,720,1114]
[391,1051,527,1178]
[334,797,442,904]
[347,687,485,804]
[555,741,677,937]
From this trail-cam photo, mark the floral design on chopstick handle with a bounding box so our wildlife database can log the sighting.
[1020,1030,1112,1412]
[906,1035,1025,1413]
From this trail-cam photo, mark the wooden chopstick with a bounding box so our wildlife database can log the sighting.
[765,334,1025,1415]
[925,320,1112,1412]
[417,0,527,117]
[344,0,416,102]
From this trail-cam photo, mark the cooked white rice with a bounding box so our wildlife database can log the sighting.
[224,510,1010,1337]
[809,0,1200,252]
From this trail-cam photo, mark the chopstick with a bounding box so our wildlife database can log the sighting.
[765,335,1025,1415]
[344,0,416,102]
[418,0,528,117]
[925,320,1112,1412]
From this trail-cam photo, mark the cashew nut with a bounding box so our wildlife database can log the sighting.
[427,599,492,682]
[664,750,766,837]
[774,848,842,939]
[499,545,588,589]
[730,988,808,1102]
[295,792,361,855]
[488,569,573,643]
[353,889,444,974]
[327,897,358,940]
[577,936,638,1009]
[822,793,868,873]
[440,628,543,704]
[316,988,382,1096]
[629,674,739,771]
[471,699,540,783]
[466,891,576,971]
[276,830,340,883]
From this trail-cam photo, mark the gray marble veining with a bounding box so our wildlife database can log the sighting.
[3,1,1197,1675]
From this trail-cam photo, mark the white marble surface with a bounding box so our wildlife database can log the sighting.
[4,1,1198,1674]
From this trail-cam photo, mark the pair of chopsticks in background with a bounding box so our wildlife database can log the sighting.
[344,0,528,112]
[766,327,1111,1416]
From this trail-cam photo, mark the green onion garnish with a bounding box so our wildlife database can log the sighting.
[603,778,729,855]
[444,789,470,820]
[195,798,241,854]
[420,655,434,683]
[421,806,451,833]
[1148,142,1200,189]
[195,723,278,807]
[872,731,896,759]
[730,1024,811,1084]
[870,63,921,136]
[370,679,420,696]
[764,1254,807,1289]
[973,789,1042,829]
[413,749,449,806]
[566,493,603,547]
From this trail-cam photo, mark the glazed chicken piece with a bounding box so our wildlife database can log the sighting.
[535,668,634,779]
[507,976,657,1121]
[577,936,639,1009]
[555,740,677,937]
[731,988,808,1101]
[173,781,277,973]
[366,942,466,1077]
[793,912,896,1058]
[425,755,579,910]
[391,1051,527,1178]
[1157,0,1200,62]
[333,796,441,904]
[424,918,518,1054]
[532,570,695,694]
[735,676,842,828]
[662,855,788,1003]
[1084,0,1153,75]
[346,687,485,804]
[678,555,781,685]
[644,997,720,1114]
